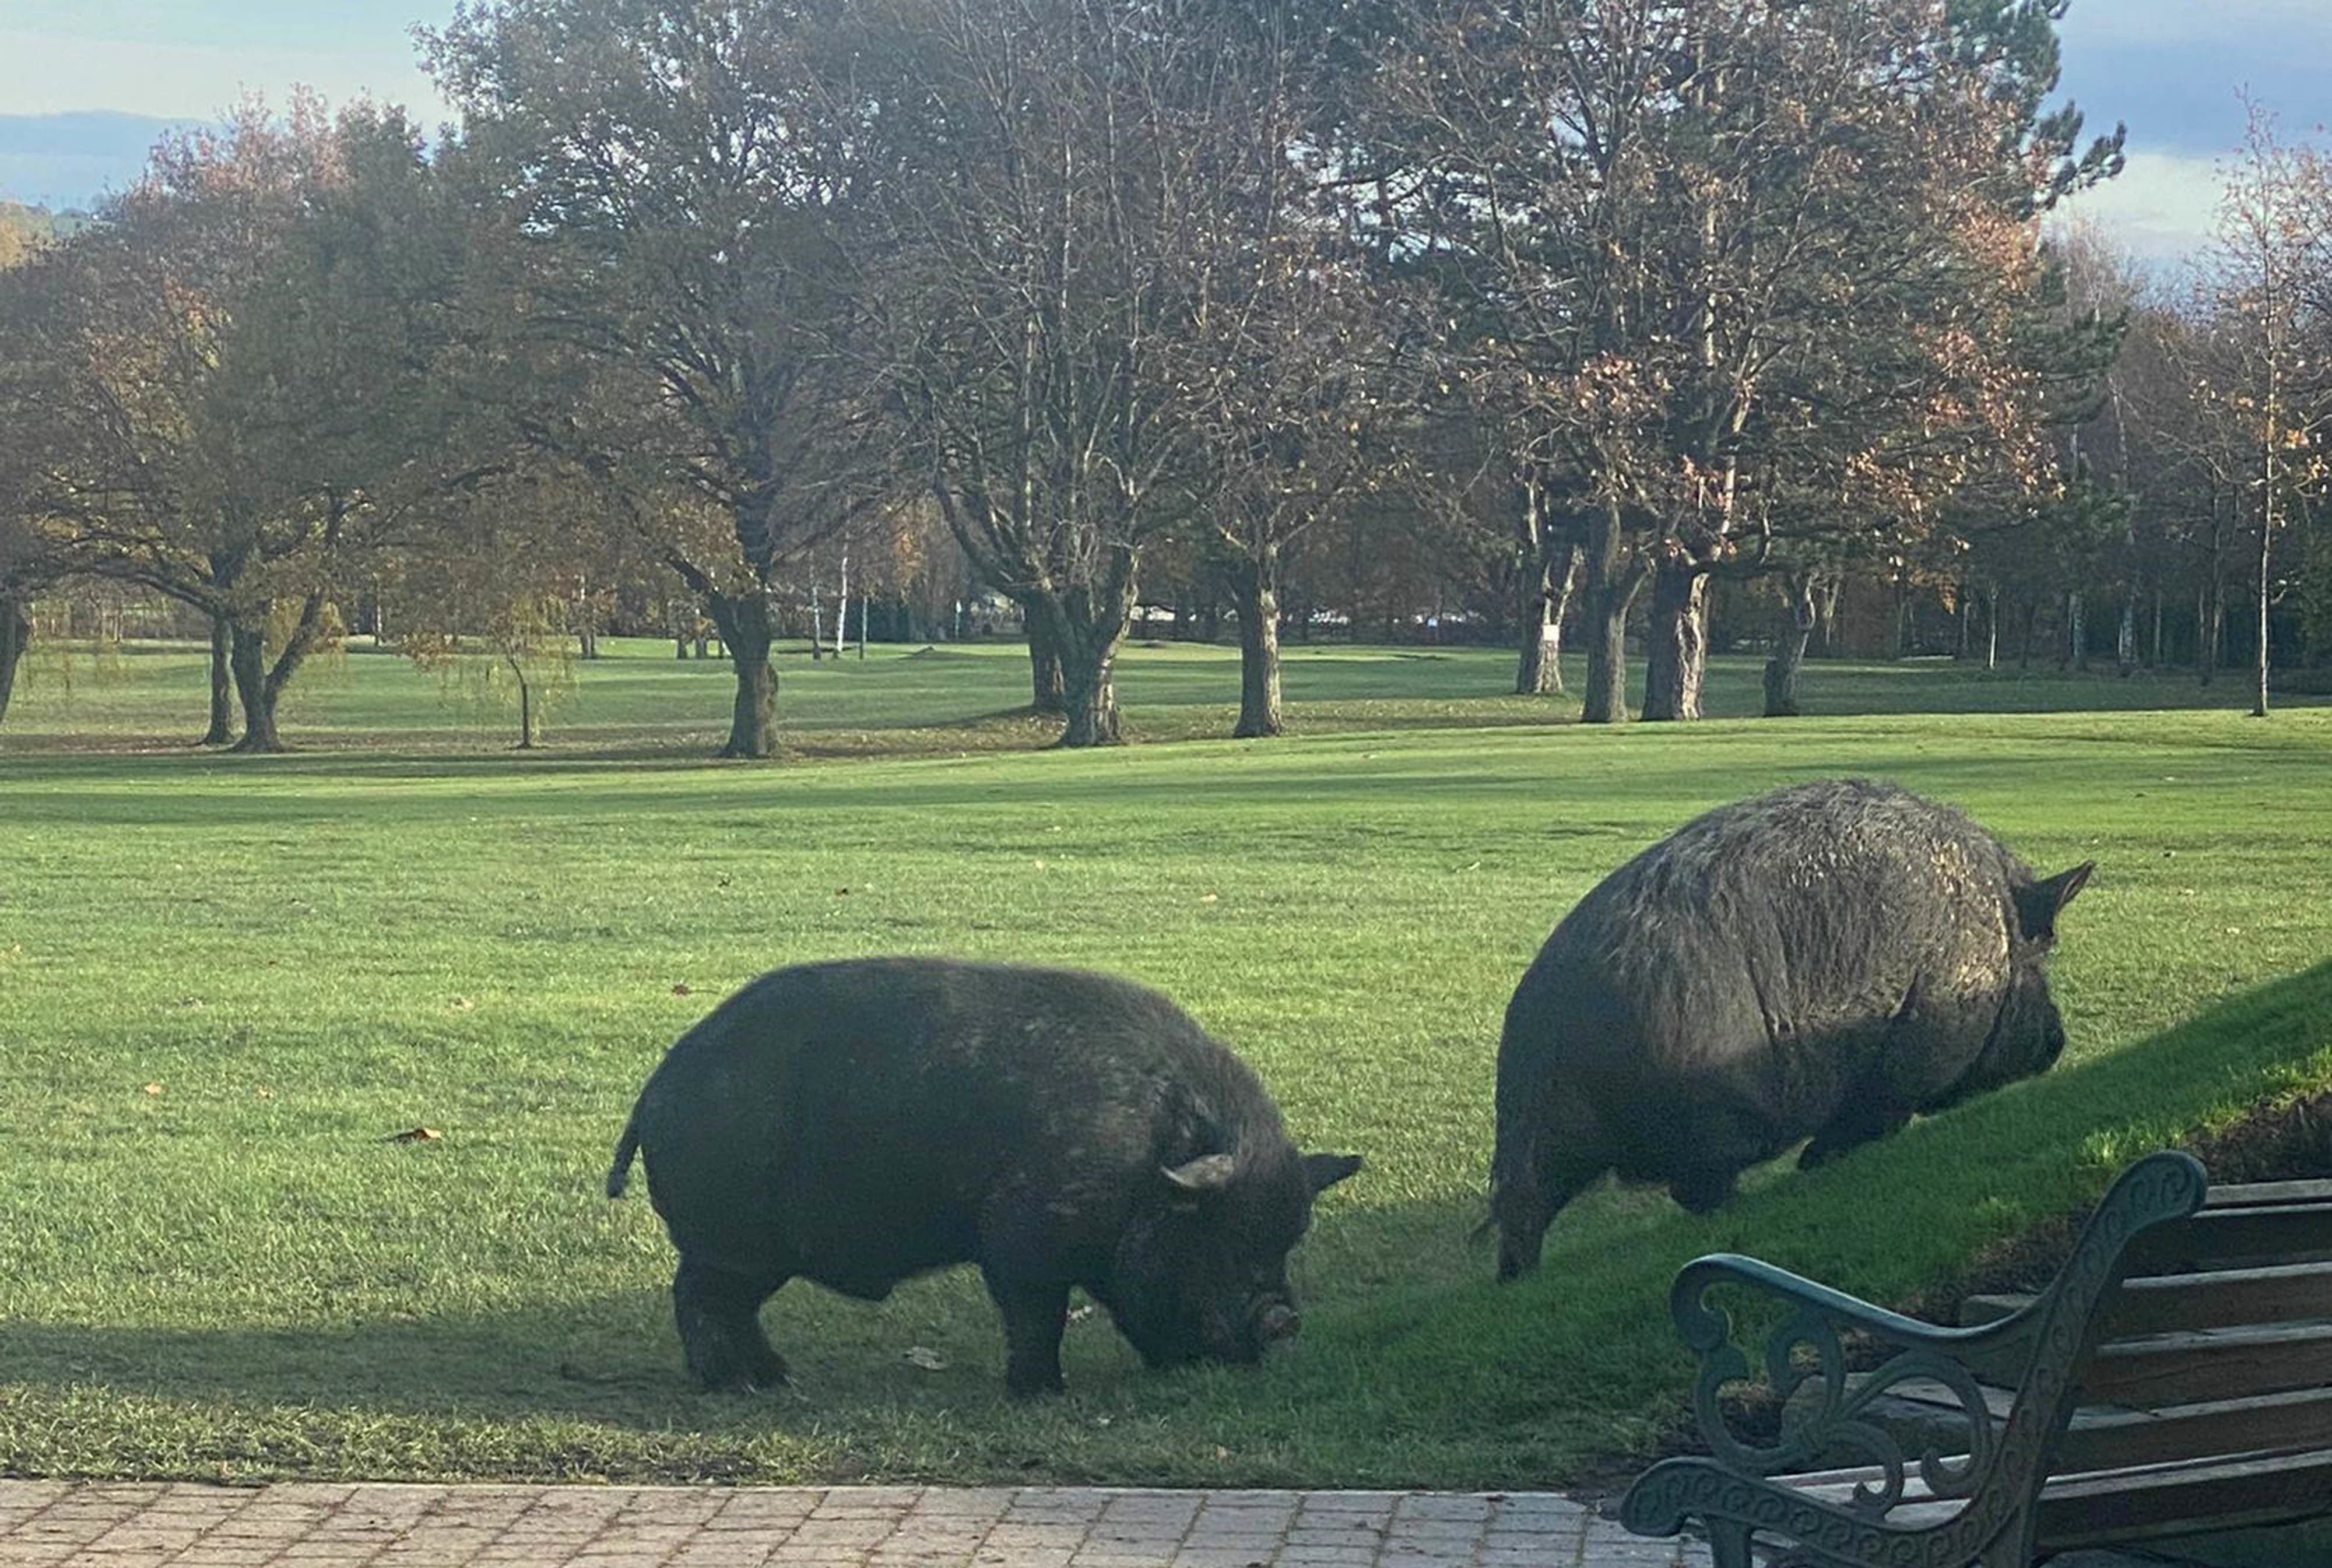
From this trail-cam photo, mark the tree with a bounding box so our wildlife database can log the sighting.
[1168,72,1411,735]
[1375,0,2121,723]
[0,515,51,727]
[866,0,1319,746]
[0,212,71,727]
[0,99,465,751]
[427,0,892,758]
[388,476,599,748]
[2200,107,2332,718]
[6,104,338,748]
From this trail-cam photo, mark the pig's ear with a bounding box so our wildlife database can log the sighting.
[2014,861,2096,943]
[1302,1152,1363,1195]
[1161,1153,1238,1194]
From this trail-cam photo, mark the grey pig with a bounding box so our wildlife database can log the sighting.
[608,957,1362,1396]
[1492,779,2092,1279]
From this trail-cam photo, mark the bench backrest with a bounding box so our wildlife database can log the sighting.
[2051,1176,2332,1474]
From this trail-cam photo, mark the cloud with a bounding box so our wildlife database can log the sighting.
[2060,0,2332,50]
[2057,5,2332,162]
[2055,151,2230,271]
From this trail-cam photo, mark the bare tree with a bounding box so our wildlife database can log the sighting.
[866,0,1316,745]
[429,0,892,758]
[2200,106,2332,718]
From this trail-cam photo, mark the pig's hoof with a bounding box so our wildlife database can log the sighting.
[1669,1169,1739,1214]
[691,1346,790,1394]
[1005,1372,1066,1401]
[701,1367,788,1395]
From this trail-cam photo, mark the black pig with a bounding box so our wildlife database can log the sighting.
[1492,779,2091,1279]
[607,957,1361,1396]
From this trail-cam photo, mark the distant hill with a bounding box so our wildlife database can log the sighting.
[0,111,205,211]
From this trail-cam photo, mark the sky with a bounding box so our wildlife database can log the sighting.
[2,0,2330,267]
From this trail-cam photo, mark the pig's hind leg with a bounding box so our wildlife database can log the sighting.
[673,1258,793,1392]
[1491,1101,1613,1282]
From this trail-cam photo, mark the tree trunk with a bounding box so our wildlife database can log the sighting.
[226,624,283,753]
[2149,590,2164,670]
[2020,597,2039,672]
[0,593,29,727]
[1815,577,1841,656]
[704,588,779,758]
[1052,623,1124,747]
[1641,556,1708,721]
[1985,586,1999,672]
[1762,574,1820,718]
[835,556,849,660]
[226,591,328,754]
[1580,502,1640,725]
[1232,547,1284,739]
[1026,618,1066,714]
[511,654,539,749]
[2066,590,2088,670]
[2200,578,2222,686]
[203,613,236,745]
[2254,494,2273,719]
[2201,490,2225,685]
[2116,592,2137,677]
[1516,537,1579,697]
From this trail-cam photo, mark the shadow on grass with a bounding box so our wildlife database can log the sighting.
[4,712,2315,835]
[1,961,2326,1486]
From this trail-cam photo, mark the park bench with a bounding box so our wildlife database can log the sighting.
[1618,1149,2332,1566]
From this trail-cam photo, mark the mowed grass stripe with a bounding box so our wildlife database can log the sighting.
[0,642,2327,1485]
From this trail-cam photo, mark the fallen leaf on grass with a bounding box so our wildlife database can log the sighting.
[903,1346,948,1371]
[141,1082,163,1096]
[385,1127,442,1144]
[448,996,475,1012]
[670,983,693,997]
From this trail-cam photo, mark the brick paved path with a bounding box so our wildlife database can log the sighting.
[0,1482,1707,1567]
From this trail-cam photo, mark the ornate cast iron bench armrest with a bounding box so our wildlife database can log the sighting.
[1620,1151,2212,1568]
[1653,1251,2045,1488]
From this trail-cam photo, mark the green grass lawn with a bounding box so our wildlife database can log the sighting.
[2,638,2329,1488]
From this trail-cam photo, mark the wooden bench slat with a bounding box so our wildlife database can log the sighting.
[2081,1322,2332,1408]
[1959,1291,2032,1328]
[2200,1179,2332,1210]
[2105,1260,2332,1337]
[1788,1447,2332,1548]
[2124,1203,2332,1272]
[2035,1447,2332,1549]
[2056,1387,2332,1473]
